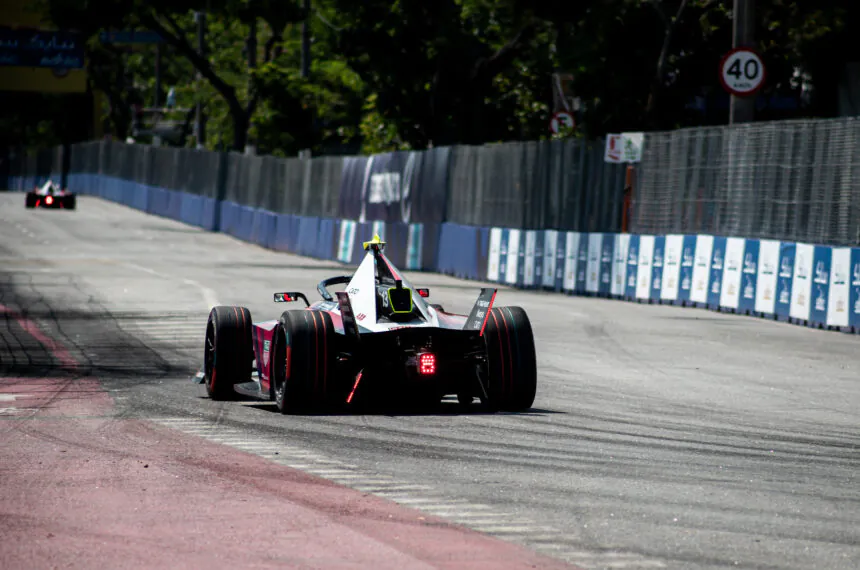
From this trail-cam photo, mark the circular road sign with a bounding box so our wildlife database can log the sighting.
[550,111,575,134]
[719,47,766,97]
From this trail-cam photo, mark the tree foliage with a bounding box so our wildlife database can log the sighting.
[5,0,858,155]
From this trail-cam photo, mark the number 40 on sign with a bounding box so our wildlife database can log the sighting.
[719,47,766,97]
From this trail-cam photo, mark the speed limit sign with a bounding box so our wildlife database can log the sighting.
[719,47,766,97]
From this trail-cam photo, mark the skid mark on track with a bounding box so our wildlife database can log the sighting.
[153,416,666,570]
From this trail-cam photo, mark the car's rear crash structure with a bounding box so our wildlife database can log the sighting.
[201,235,537,413]
[26,181,76,209]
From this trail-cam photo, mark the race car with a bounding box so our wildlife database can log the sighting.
[201,235,537,413]
[25,180,76,209]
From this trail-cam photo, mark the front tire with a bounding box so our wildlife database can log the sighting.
[481,306,537,412]
[203,305,253,401]
[271,310,337,413]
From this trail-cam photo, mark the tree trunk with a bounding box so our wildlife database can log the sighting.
[231,105,249,152]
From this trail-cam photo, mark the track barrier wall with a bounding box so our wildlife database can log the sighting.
[6,115,860,335]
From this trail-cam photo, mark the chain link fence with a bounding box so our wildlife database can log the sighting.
[633,117,860,246]
[7,115,860,246]
[446,138,626,231]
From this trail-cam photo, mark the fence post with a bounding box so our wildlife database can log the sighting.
[622,164,635,233]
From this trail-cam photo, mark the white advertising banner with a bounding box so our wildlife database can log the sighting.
[790,243,814,320]
[719,237,745,310]
[690,235,713,304]
[635,235,655,299]
[562,232,580,291]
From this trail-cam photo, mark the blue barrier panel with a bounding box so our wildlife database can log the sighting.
[382,222,408,269]
[599,233,613,296]
[528,230,543,289]
[677,235,696,304]
[575,234,588,294]
[250,209,275,249]
[775,242,796,321]
[131,182,149,212]
[297,216,320,257]
[851,248,860,330]
[350,222,374,265]
[441,223,479,281]
[809,245,832,327]
[179,193,201,227]
[650,235,665,301]
[789,243,814,323]
[475,226,490,282]
[314,218,334,261]
[706,236,727,308]
[200,196,217,231]
[737,239,760,314]
[271,213,292,252]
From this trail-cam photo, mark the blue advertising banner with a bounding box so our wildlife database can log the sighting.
[851,248,860,330]
[532,231,544,289]
[554,233,567,291]
[625,235,640,299]
[0,27,85,69]
[575,234,589,293]
[737,239,760,314]
[599,234,614,295]
[809,246,832,326]
[774,243,796,320]
[707,236,727,307]
[678,235,696,303]
[498,229,510,282]
[651,236,666,300]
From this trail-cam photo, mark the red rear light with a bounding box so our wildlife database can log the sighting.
[418,353,435,375]
[45,196,53,204]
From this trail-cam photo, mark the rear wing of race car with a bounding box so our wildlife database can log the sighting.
[463,288,497,335]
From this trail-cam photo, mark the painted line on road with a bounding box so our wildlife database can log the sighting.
[152,415,667,569]
[123,263,221,310]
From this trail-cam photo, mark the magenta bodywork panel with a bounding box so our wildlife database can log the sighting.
[252,320,278,394]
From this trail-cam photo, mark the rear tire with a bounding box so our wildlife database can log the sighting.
[64,195,76,210]
[25,193,36,208]
[481,306,537,412]
[271,310,337,413]
[203,305,253,401]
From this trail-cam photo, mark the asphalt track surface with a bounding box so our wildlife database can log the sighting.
[1,194,858,570]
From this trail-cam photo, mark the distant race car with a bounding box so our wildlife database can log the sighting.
[201,235,537,413]
[26,181,76,210]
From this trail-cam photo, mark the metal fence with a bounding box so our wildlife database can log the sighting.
[632,117,860,246]
[6,137,624,232]
[8,115,860,246]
